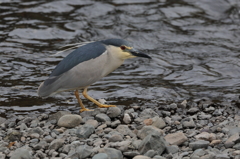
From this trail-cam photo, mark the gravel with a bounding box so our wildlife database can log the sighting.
[1,99,240,158]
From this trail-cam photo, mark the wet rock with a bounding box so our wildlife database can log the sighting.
[57,114,82,128]
[49,138,64,150]
[152,116,166,129]
[107,107,121,118]
[123,113,131,124]
[139,108,158,120]
[189,140,210,150]
[92,153,109,159]
[95,113,111,122]
[165,132,187,145]
[138,126,163,139]
[138,134,166,155]
[10,146,32,159]
[99,148,123,159]
[76,124,95,139]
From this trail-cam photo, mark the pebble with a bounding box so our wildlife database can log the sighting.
[1,100,240,159]
[57,114,82,128]
[165,132,188,145]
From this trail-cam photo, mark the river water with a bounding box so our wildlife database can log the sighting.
[0,0,240,117]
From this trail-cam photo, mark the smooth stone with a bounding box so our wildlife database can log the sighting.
[138,134,166,155]
[10,146,32,159]
[152,116,166,129]
[95,113,111,122]
[116,125,135,137]
[225,133,239,148]
[76,124,95,139]
[28,127,44,135]
[139,108,158,120]
[187,108,199,114]
[123,113,131,124]
[137,126,162,139]
[109,134,124,142]
[107,107,121,118]
[99,148,123,159]
[123,151,140,157]
[33,140,48,150]
[144,150,157,157]
[189,140,210,150]
[133,155,151,159]
[164,132,187,145]
[182,117,196,128]
[169,103,178,109]
[48,111,71,122]
[165,145,179,154]
[92,153,109,159]
[57,114,82,128]
[49,139,65,150]
[85,119,98,128]
[68,145,92,159]
[195,132,216,141]
[4,130,22,142]
[0,117,6,125]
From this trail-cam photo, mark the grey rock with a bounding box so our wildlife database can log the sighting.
[116,125,135,137]
[215,154,230,159]
[189,140,210,150]
[95,113,111,122]
[109,134,123,142]
[68,145,92,159]
[139,108,158,120]
[0,152,5,159]
[164,132,187,146]
[107,107,121,118]
[182,117,195,128]
[138,134,166,155]
[48,111,71,122]
[187,108,199,114]
[123,113,131,124]
[169,103,177,109]
[133,155,151,159]
[138,126,162,139]
[44,135,54,143]
[228,128,240,136]
[166,145,179,154]
[198,113,212,120]
[10,146,32,159]
[85,119,98,128]
[33,140,48,150]
[49,138,65,150]
[233,143,240,150]
[30,133,40,139]
[99,148,123,159]
[30,119,39,127]
[153,155,166,159]
[0,117,6,125]
[20,123,28,131]
[57,114,82,128]
[28,127,44,135]
[123,151,140,157]
[152,116,166,129]
[92,153,109,159]
[132,140,142,149]
[144,150,157,157]
[111,120,121,128]
[76,124,95,138]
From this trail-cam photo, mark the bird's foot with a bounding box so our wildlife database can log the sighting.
[98,104,116,108]
[80,108,93,112]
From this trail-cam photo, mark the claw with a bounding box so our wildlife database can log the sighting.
[80,108,93,112]
[98,105,116,108]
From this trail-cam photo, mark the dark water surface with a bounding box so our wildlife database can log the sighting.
[1,0,240,117]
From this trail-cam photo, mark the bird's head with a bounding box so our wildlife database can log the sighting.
[101,39,151,60]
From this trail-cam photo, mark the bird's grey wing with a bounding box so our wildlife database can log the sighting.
[49,41,106,78]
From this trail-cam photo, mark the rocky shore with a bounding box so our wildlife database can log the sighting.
[1,99,240,159]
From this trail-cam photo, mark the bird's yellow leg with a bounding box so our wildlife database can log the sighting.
[82,87,116,108]
[74,90,93,112]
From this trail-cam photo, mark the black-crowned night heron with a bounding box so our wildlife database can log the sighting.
[38,38,151,112]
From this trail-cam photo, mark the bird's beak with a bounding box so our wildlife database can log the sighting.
[130,50,152,59]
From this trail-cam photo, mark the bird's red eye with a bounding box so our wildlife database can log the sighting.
[120,46,126,50]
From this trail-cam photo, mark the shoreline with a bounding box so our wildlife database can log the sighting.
[0,99,240,159]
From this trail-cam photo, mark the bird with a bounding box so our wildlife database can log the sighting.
[38,38,151,112]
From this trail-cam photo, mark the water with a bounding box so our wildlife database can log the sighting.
[1,0,240,117]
